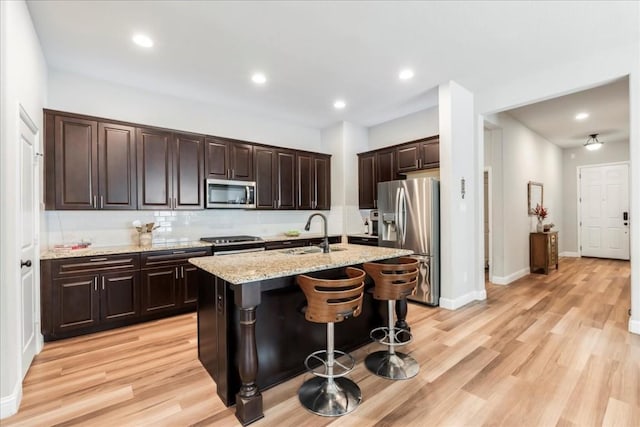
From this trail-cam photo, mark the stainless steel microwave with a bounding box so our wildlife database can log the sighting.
[205,179,256,209]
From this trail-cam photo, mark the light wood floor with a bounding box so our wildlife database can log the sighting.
[5,257,639,426]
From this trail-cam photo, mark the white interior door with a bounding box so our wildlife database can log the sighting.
[579,163,630,260]
[19,108,39,378]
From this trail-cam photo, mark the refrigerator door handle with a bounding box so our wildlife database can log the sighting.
[395,187,402,247]
[400,187,408,244]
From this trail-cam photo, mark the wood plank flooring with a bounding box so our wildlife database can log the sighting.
[5,257,639,426]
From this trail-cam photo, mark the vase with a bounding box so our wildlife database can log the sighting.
[536,219,544,232]
[139,232,152,247]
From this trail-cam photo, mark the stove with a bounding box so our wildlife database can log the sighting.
[200,235,265,255]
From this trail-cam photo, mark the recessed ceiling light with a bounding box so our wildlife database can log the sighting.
[333,100,346,110]
[398,69,414,80]
[575,112,589,120]
[132,33,153,48]
[251,73,267,85]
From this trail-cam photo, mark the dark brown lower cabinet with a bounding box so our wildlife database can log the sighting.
[140,267,179,314]
[41,247,210,341]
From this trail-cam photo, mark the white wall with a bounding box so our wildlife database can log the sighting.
[562,140,630,255]
[367,106,439,151]
[438,81,483,309]
[48,70,322,151]
[0,0,48,417]
[483,112,563,284]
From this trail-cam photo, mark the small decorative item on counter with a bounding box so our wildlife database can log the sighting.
[52,241,92,253]
[543,223,555,232]
[284,230,300,237]
[533,204,548,232]
[133,220,159,247]
[364,217,370,234]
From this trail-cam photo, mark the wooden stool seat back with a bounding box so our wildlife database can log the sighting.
[297,267,366,323]
[363,257,419,301]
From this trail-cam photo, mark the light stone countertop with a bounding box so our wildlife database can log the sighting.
[40,241,213,260]
[188,243,413,284]
[262,233,341,242]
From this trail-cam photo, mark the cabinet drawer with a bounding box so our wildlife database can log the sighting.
[52,254,140,278]
[141,248,211,268]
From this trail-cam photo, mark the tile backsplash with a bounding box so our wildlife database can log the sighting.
[43,208,358,248]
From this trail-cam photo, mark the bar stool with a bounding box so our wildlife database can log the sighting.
[296,267,366,416]
[363,257,419,380]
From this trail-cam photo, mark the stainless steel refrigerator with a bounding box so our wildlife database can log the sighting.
[378,178,440,306]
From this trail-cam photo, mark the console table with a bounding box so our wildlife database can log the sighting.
[529,231,559,274]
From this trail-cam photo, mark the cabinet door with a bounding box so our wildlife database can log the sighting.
[396,143,420,173]
[296,153,313,209]
[52,274,99,334]
[137,128,173,209]
[420,139,439,169]
[181,263,199,306]
[276,150,296,209]
[54,116,98,209]
[254,146,276,209]
[174,132,204,209]
[358,153,376,209]
[205,137,229,179]
[376,149,396,183]
[100,271,140,322]
[314,155,331,210]
[98,122,137,209]
[229,141,254,181]
[140,267,179,314]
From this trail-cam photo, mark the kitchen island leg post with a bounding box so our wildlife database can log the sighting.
[234,282,263,425]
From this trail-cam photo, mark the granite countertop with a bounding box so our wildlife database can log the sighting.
[262,233,341,242]
[40,234,343,260]
[189,243,413,284]
[40,241,213,260]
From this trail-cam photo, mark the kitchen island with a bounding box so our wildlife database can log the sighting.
[189,243,413,425]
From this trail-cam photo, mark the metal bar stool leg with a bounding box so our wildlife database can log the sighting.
[365,299,419,380]
[298,322,362,416]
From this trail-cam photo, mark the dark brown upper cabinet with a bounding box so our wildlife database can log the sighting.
[358,148,396,209]
[205,137,254,181]
[137,129,204,210]
[98,123,137,209]
[255,147,296,209]
[46,112,136,210]
[396,136,440,173]
[297,152,331,210]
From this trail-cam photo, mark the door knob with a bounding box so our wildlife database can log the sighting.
[21,260,32,268]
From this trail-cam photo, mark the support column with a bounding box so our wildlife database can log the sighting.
[233,281,263,425]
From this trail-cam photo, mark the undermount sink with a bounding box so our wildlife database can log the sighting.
[281,246,347,255]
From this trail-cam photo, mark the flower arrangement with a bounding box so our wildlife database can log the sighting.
[533,204,548,221]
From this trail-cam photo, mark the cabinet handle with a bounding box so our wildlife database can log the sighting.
[89,257,108,262]
[94,277,97,291]
[181,266,185,279]
[415,160,419,168]
[102,277,105,290]
[175,267,179,279]
[374,199,377,208]
[231,169,235,179]
[172,250,186,254]
[100,196,104,209]
[93,195,97,208]
[277,199,281,208]
[419,159,422,168]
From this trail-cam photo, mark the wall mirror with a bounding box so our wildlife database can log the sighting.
[528,181,543,215]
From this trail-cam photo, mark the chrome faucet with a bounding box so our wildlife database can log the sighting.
[304,212,330,253]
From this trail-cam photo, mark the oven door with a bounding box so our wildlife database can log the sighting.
[206,179,256,209]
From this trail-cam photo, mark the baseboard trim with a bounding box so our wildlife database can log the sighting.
[0,380,21,419]
[629,318,640,335]
[440,289,486,310]
[560,251,579,257]
[490,268,530,285]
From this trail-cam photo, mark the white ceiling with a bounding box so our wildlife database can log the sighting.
[506,77,630,148]
[27,1,637,134]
